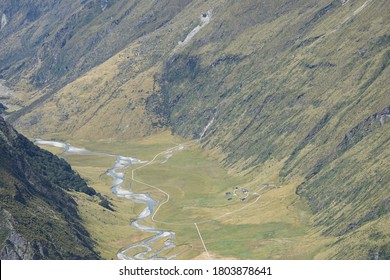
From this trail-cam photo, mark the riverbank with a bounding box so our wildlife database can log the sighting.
[37,132,333,259]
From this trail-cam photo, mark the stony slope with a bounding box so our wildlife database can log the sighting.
[1,0,389,259]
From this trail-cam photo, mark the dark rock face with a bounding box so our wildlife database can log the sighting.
[0,209,34,260]
[337,106,390,153]
[0,103,7,116]
[0,117,100,259]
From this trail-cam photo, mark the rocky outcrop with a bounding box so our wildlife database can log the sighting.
[0,210,34,260]
[0,13,7,30]
[0,103,7,116]
[337,106,390,153]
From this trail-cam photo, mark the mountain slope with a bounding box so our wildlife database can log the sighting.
[159,0,390,257]
[0,117,100,259]
[1,0,389,259]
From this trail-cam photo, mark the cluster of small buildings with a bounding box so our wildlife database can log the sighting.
[225,186,250,202]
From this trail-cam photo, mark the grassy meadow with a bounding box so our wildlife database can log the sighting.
[38,132,334,259]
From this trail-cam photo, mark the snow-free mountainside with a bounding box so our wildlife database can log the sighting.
[0,0,389,259]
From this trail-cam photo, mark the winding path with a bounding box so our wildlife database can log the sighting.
[34,139,184,260]
[35,135,264,259]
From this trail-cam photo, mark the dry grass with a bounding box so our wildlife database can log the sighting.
[45,132,335,259]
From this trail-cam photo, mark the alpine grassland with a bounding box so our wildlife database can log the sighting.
[1,0,388,259]
[40,132,334,259]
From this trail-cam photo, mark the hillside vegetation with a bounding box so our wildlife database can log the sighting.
[0,117,100,259]
[0,0,389,259]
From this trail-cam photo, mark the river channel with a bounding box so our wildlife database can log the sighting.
[34,139,177,260]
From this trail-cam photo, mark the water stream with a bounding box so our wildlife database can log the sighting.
[34,140,176,260]
[199,116,215,141]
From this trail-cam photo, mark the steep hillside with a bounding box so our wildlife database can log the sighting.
[1,0,389,259]
[1,0,192,127]
[160,0,390,258]
[160,0,390,244]
[0,117,100,259]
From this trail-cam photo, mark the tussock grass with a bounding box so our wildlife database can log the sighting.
[55,133,332,259]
